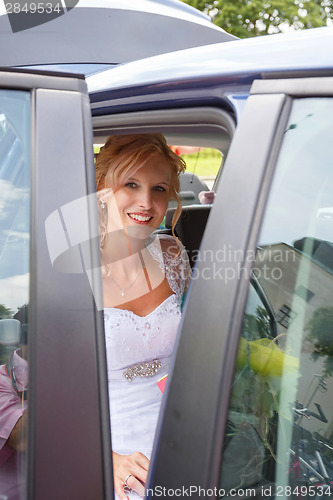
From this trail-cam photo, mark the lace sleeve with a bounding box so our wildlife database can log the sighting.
[146,234,191,299]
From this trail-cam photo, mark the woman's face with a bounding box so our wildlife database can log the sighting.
[107,153,172,233]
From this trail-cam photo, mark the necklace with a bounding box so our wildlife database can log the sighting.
[109,266,142,297]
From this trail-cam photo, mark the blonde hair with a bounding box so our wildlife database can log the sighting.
[96,133,186,247]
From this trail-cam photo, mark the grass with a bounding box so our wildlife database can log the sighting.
[180,148,223,179]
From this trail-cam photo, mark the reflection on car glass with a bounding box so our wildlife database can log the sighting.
[0,90,30,500]
[220,97,333,497]
[258,99,333,247]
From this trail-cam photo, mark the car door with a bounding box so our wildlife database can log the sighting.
[148,76,333,497]
[0,69,112,500]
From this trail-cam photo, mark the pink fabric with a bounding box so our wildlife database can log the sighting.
[0,350,28,499]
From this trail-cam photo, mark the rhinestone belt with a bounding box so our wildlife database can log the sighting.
[123,359,162,382]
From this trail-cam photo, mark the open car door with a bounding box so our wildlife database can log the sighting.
[0,68,111,500]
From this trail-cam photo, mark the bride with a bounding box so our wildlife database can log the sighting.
[95,134,191,499]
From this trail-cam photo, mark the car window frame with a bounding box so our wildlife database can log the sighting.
[93,106,235,153]
[0,69,113,500]
[148,76,333,496]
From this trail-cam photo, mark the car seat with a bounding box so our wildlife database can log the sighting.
[168,172,209,208]
[165,204,212,268]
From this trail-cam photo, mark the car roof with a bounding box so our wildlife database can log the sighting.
[88,27,333,96]
[0,0,235,70]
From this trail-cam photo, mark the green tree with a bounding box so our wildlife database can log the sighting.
[307,307,333,378]
[0,303,13,319]
[243,305,273,340]
[0,304,15,365]
[182,0,332,38]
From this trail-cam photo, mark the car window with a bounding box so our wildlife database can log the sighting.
[0,90,30,499]
[219,97,333,497]
[170,145,223,188]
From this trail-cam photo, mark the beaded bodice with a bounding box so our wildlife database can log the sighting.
[104,234,191,373]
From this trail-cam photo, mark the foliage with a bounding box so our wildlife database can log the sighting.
[0,304,15,365]
[243,306,272,340]
[182,0,332,38]
[0,304,13,319]
[307,307,333,377]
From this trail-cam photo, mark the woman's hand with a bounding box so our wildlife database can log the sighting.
[113,451,150,499]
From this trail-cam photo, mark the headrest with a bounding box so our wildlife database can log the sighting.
[165,204,212,229]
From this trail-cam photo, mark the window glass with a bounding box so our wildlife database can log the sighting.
[0,90,30,499]
[170,145,223,190]
[167,146,222,232]
[220,98,333,497]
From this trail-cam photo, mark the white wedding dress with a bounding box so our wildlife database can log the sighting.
[103,234,191,497]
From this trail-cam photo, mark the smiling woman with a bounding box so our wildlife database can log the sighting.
[95,134,191,500]
[104,156,172,231]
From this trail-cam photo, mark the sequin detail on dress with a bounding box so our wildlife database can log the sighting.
[123,359,162,382]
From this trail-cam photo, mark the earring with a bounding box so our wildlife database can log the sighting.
[99,199,108,248]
